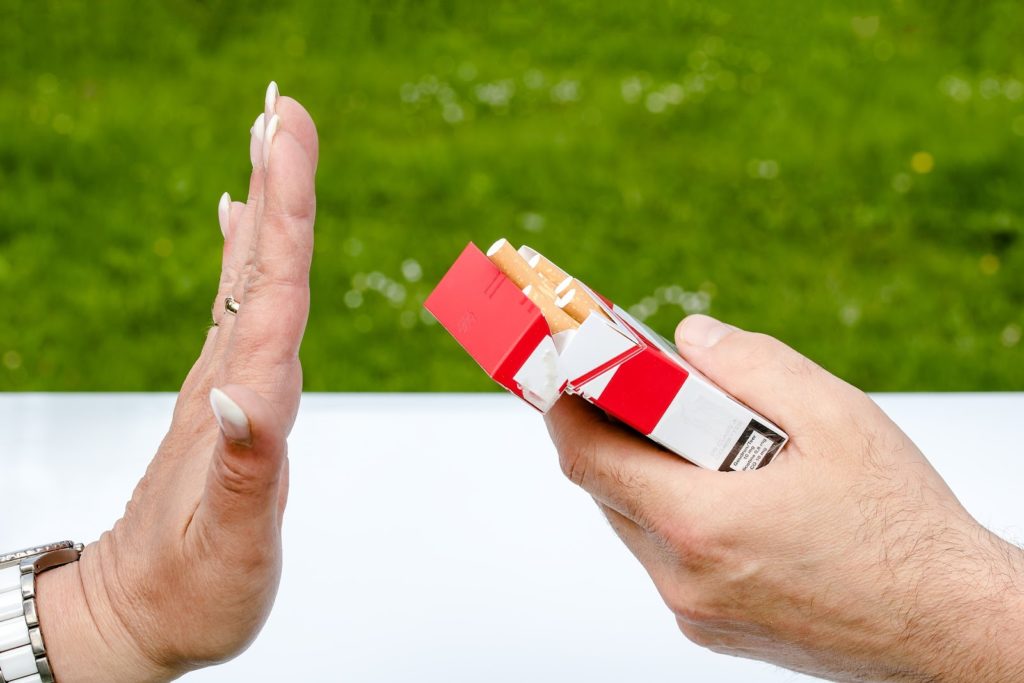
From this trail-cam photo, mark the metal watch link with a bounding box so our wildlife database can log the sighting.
[0,542,83,683]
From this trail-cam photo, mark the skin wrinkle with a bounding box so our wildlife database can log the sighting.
[615,475,665,535]
[559,434,591,491]
[245,254,314,292]
[92,534,169,673]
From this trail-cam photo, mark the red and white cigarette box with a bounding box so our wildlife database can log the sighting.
[424,243,788,471]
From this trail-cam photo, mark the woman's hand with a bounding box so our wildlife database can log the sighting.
[545,314,1024,682]
[36,82,319,682]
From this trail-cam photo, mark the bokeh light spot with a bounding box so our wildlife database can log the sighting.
[891,173,912,193]
[52,113,74,135]
[2,351,21,370]
[344,238,364,257]
[979,253,1000,275]
[401,259,423,282]
[840,304,861,327]
[851,16,879,39]
[344,290,363,309]
[747,159,779,180]
[1002,324,1022,348]
[911,152,934,174]
[153,238,173,258]
[520,212,545,232]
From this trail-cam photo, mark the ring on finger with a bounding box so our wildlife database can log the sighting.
[225,296,241,315]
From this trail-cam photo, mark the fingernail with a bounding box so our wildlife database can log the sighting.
[217,192,231,239]
[250,113,266,169]
[262,113,280,168]
[210,388,252,444]
[252,112,266,139]
[678,315,738,348]
[265,81,279,122]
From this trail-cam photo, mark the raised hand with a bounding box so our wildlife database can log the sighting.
[546,314,1024,682]
[36,82,319,682]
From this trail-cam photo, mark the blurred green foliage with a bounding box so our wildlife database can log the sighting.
[0,0,1022,391]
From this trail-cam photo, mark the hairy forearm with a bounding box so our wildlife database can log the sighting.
[907,529,1024,683]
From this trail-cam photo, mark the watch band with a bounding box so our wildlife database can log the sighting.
[0,542,83,683]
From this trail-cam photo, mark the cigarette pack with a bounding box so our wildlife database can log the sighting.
[424,242,788,471]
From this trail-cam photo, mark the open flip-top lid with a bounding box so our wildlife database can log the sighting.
[424,243,552,404]
[426,242,661,412]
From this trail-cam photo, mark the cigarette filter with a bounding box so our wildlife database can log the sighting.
[556,287,611,325]
[528,253,569,289]
[486,239,539,291]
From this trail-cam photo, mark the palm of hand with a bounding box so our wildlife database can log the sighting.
[38,86,319,682]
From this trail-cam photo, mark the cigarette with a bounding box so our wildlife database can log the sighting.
[523,285,579,334]
[556,287,610,324]
[488,237,561,297]
[527,253,569,288]
[554,275,573,296]
[487,238,542,290]
[517,244,539,262]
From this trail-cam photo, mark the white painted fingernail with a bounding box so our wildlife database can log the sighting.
[263,113,280,168]
[217,192,231,239]
[210,388,252,444]
[265,81,279,121]
[250,113,266,169]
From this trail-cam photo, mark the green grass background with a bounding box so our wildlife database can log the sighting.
[1,0,1022,391]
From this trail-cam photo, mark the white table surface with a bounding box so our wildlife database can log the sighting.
[1,393,1022,682]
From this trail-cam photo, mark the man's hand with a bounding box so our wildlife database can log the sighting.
[546,314,1024,682]
[36,82,319,682]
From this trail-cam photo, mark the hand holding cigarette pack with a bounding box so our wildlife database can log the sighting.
[424,239,788,471]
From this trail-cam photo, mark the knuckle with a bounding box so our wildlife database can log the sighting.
[782,349,822,380]
[654,515,724,575]
[722,331,817,379]
[733,332,784,369]
[243,258,309,300]
[667,590,716,628]
[212,451,268,500]
[264,200,316,224]
[558,441,590,488]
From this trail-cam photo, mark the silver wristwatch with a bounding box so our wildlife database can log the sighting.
[0,542,83,683]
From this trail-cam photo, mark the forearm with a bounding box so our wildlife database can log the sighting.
[907,529,1024,683]
[36,546,171,683]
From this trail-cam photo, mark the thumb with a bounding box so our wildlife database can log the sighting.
[197,385,288,551]
[675,314,874,436]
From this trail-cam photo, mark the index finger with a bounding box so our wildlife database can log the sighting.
[544,395,712,532]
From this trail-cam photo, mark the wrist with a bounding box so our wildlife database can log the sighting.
[36,545,173,683]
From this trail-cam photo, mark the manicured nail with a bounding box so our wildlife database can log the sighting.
[262,113,280,168]
[265,81,279,122]
[217,192,231,239]
[678,315,738,348]
[250,113,266,169]
[210,388,252,444]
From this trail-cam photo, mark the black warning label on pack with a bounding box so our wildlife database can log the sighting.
[719,420,787,471]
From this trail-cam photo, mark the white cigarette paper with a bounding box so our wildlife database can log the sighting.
[527,253,569,288]
[523,285,579,334]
